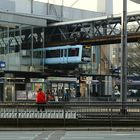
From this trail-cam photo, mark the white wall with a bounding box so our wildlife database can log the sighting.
[97,0,113,15]
[15,0,31,13]
[33,1,47,15]
[0,0,31,14]
[0,0,15,12]
[0,0,104,20]
[63,7,103,21]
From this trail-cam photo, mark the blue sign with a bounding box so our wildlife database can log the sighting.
[0,61,6,68]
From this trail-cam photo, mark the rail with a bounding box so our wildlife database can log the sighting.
[1,102,140,127]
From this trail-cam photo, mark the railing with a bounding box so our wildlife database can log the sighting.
[69,97,140,102]
[0,102,78,121]
[1,102,140,127]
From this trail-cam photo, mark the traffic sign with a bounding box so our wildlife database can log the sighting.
[0,61,5,68]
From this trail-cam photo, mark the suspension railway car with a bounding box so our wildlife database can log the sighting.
[33,45,91,65]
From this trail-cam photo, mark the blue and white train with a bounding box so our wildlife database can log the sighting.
[33,45,91,65]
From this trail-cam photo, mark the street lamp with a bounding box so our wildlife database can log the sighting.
[121,0,127,114]
[121,0,140,114]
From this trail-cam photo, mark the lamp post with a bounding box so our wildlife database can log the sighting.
[121,0,127,114]
[121,0,140,113]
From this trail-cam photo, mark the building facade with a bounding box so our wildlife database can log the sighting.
[0,0,115,102]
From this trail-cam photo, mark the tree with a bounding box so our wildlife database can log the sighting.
[127,42,140,74]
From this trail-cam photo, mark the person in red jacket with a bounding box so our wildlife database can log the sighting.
[36,88,47,111]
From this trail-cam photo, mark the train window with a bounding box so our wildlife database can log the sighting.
[60,49,63,57]
[46,49,60,58]
[64,49,67,57]
[68,48,79,56]
[33,51,43,58]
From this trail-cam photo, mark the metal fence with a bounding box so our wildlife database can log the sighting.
[0,102,140,119]
[1,101,140,126]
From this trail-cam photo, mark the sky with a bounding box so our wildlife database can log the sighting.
[35,0,140,14]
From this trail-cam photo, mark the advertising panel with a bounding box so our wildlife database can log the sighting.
[16,90,27,100]
[27,90,36,100]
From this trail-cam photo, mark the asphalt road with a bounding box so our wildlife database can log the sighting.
[0,130,140,140]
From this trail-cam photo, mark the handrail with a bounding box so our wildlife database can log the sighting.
[0,102,140,127]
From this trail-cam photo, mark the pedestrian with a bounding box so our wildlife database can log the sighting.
[76,91,81,98]
[36,88,47,111]
[64,89,70,101]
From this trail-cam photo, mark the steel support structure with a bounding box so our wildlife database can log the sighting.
[46,11,140,46]
[1,12,140,49]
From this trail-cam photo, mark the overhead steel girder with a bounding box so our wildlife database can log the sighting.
[0,26,44,50]
[46,11,140,45]
[0,11,48,27]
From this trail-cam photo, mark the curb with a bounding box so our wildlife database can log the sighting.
[0,127,140,131]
